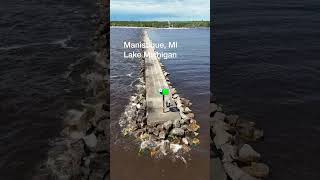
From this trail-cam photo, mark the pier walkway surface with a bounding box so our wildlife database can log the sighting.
[143,31,180,126]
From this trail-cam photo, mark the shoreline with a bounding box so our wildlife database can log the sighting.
[111,26,209,29]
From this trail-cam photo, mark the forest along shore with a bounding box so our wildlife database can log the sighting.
[118,30,201,159]
[32,1,109,179]
[210,95,270,180]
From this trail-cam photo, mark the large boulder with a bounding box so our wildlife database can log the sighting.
[170,128,185,136]
[211,103,218,114]
[238,144,261,162]
[213,129,232,147]
[220,144,238,163]
[213,112,226,122]
[83,133,98,149]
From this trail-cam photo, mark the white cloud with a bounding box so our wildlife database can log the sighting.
[111,0,210,21]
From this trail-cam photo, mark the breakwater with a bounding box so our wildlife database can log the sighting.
[210,96,270,180]
[119,30,200,159]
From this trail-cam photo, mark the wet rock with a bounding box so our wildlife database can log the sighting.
[241,162,269,178]
[183,107,192,113]
[223,162,258,180]
[170,144,182,153]
[170,128,185,136]
[83,133,98,149]
[186,113,195,119]
[238,144,260,162]
[182,138,189,145]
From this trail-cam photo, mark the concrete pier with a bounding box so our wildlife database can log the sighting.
[143,31,180,126]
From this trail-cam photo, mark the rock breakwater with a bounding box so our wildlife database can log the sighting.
[119,31,200,159]
[210,96,270,180]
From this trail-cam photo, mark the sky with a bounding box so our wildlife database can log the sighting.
[111,0,210,21]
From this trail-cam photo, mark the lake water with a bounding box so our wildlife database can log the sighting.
[110,27,210,180]
[213,0,320,179]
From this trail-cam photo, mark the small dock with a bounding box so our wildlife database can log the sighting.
[143,31,180,126]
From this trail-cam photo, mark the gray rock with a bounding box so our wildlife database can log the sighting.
[163,120,173,130]
[211,103,218,113]
[181,98,191,106]
[170,128,185,136]
[83,133,97,149]
[241,163,269,178]
[69,130,84,140]
[220,144,238,163]
[173,119,181,128]
[214,128,232,147]
[213,112,226,122]
[238,144,261,162]
[159,131,166,139]
[180,111,189,120]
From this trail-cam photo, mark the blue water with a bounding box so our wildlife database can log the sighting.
[213,0,320,179]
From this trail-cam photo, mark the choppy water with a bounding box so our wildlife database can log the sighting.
[0,1,96,179]
[110,28,210,180]
[213,0,320,179]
